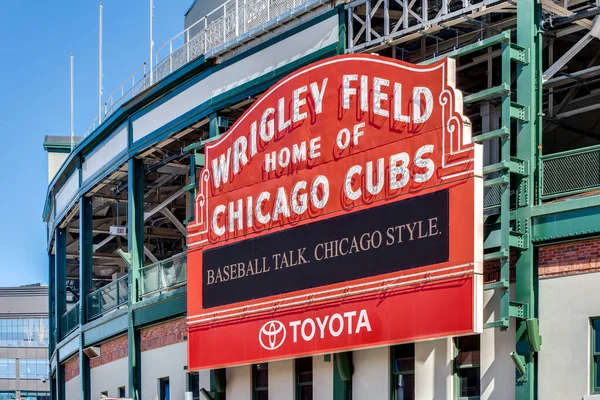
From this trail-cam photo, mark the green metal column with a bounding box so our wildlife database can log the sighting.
[56,364,65,400]
[54,227,66,400]
[48,252,56,355]
[128,157,144,400]
[55,228,67,344]
[209,112,220,138]
[79,196,93,400]
[515,0,542,396]
[333,352,352,400]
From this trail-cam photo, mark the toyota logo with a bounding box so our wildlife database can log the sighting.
[259,320,286,350]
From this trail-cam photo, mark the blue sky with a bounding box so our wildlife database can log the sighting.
[0,0,192,286]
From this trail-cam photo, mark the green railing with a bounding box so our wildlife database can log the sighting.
[87,275,129,320]
[60,302,79,338]
[141,252,187,299]
[541,144,600,200]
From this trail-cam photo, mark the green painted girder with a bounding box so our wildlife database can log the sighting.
[484,175,510,188]
[483,318,510,329]
[484,225,527,250]
[483,249,509,261]
[421,30,510,65]
[484,279,509,291]
[472,127,510,143]
[132,290,187,327]
[532,202,600,242]
[464,84,510,104]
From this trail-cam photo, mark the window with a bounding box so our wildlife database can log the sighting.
[0,319,49,347]
[159,377,170,400]
[252,363,268,400]
[19,391,50,400]
[296,358,313,400]
[0,392,15,400]
[20,359,48,379]
[0,359,16,379]
[391,344,415,400]
[454,335,480,399]
[118,386,126,398]
[188,372,200,400]
[592,318,600,393]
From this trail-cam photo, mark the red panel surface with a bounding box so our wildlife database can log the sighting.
[186,54,482,370]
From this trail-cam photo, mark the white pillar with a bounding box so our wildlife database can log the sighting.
[480,286,515,400]
[226,365,251,400]
[313,355,333,399]
[415,338,454,399]
[268,359,294,400]
[352,347,390,400]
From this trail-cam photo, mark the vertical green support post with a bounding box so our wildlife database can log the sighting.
[54,227,66,400]
[56,363,65,400]
[48,252,56,354]
[209,113,219,138]
[55,228,67,343]
[128,157,145,400]
[337,4,347,55]
[515,0,541,397]
[79,196,92,400]
[333,352,352,400]
[500,42,512,326]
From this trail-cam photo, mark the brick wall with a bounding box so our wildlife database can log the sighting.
[483,251,517,283]
[64,354,79,382]
[90,334,128,368]
[538,237,600,278]
[140,318,186,352]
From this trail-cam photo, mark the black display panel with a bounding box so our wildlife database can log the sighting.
[202,190,449,308]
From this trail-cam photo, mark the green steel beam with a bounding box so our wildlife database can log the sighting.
[79,196,92,400]
[420,31,510,64]
[531,193,600,217]
[132,291,187,327]
[532,204,600,242]
[515,0,542,395]
[472,127,509,143]
[128,157,145,400]
[484,280,509,291]
[463,84,510,104]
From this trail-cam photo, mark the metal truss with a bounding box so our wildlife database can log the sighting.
[345,0,514,53]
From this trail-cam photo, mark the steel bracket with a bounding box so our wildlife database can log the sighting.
[484,318,510,329]
[510,102,530,122]
[510,301,529,319]
[510,231,529,250]
[510,43,530,64]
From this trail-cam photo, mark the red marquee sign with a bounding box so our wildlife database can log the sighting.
[187,54,483,370]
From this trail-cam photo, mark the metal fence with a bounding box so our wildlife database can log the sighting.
[61,302,79,338]
[541,144,600,200]
[87,275,129,320]
[141,252,187,299]
[86,0,318,136]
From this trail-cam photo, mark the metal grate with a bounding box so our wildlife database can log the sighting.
[484,171,502,210]
[542,146,600,199]
[141,252,187,299]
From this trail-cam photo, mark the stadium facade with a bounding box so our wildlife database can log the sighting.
[43,0,600,399]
